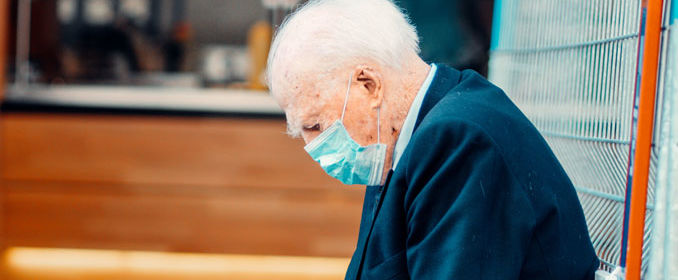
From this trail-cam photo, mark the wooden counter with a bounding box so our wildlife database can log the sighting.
[0,112,364,258]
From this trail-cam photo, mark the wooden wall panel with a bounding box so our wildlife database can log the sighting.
[1,114,343,190]
[3,180,362,257]
[0,113,364,257]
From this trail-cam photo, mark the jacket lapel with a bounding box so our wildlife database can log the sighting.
[346,170,393,279]
[346,65,462,279]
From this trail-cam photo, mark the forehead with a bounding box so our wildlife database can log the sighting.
[269,62,347,119]
[273,73,337,111]
[283,92,324,121]
[275,79,319,110]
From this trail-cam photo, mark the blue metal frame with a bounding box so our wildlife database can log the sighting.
[490,0,502,51]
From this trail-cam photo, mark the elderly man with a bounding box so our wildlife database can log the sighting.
[266,0,599,279]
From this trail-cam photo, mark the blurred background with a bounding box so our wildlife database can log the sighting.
[2,0,677,279]
[3,0,493,88]
[0,0,494,279]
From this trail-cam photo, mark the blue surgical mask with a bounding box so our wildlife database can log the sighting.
[304,74,387,186]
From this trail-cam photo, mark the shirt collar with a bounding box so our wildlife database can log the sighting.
[391,63,437,170]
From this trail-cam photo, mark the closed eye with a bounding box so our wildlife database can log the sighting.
[302,123,321,132]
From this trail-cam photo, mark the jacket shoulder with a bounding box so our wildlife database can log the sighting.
[417,70,533,147]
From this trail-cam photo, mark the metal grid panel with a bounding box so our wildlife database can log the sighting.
[488,0,643,274]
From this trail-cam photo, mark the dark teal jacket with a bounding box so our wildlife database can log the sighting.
[345,65,599,280]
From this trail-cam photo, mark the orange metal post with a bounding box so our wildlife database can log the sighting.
[625,0,664,278]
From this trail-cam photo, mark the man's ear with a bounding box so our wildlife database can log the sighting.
[353,66,384,109]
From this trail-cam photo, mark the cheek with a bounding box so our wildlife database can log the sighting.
[301,133,311,145]
[346,123,374,145]
[359,118,367,126]
[302,131,321,145]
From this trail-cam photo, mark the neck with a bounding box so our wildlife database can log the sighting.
[378,56,432,184]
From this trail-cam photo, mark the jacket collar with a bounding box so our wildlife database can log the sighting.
[413,64,462,131]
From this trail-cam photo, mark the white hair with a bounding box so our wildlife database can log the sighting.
[266,0,420,100]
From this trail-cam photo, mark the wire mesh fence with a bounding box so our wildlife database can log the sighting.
[487,0,656,275]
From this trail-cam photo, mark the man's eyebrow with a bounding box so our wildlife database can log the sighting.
[285,115,304,138]
[286,126,302,138]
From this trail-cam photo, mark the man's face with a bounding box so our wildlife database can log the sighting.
[281,75,381,147]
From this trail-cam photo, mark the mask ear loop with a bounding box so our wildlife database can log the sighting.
[340,74,353,122]
[342,73,381,144]
[377,107,381,144]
